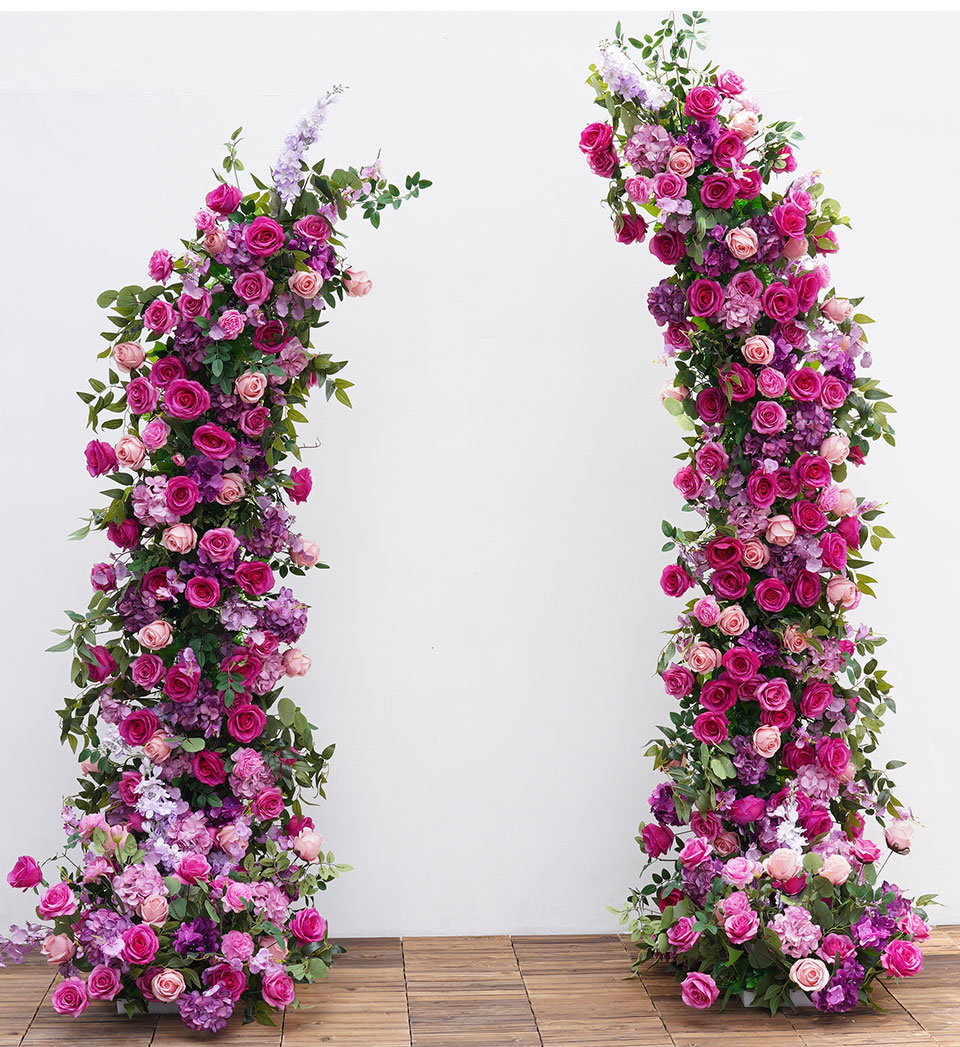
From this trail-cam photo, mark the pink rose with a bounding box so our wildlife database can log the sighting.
[51,978,88,1016]
[684,84,722,120]
[233,270,274,306]
[244,216,285,256]
[86,964,122,1000]
[765,515,796,547]
[741,539,769,569]
[138,619,173,650]
[884,819,915,855]
[175,853,212,886]
[725,226,758,259]
[215,473,245,505]
[724,908,760,944]
[199,527,240,562]
[113,341,145,373]
[751,400,788,435]
[222,931,255,963]
[291,539,322,568]
[151,968,185,1002]
[826,575,859,609]
[757,367,787,398]
[680,971,718,1010]
[141,419,171,451]
[214,309,245,340]
[666,916,700,952]
[161,523,197,554]
[666,145,695,176]
[204,229,227,255]
[205,183,242,215]
[820,434,850,465]
[283,648,312,676]
[38,882,77,918]
[7,855,43,889]
[819,854,851,886]
[679,837,713,868]
[164,379,211,421]
[822,297,854,324]
[115,434,146,471]
[344,269,373,297]
[293,828,325,862]
[722,857,759,889]
[789,957,830,992]
[142,299,178,333]
[717,605,749,636]
[881,939,923,978]
[121,924,159,966]
[253,786,285,821]
[234,370,267,403]
[138,894,169,926]
[685,642,720,675]
[741,334,774,366]
[262,970,296,1009]
[235,560,274,596]
[692,597,719,627]
[293,214,332,241]
[289,907,328,943]
[193,423,237,461]
[289,269,324,298]
[41,933,76,964]
[763,848,802,880]
[753,724,781,758]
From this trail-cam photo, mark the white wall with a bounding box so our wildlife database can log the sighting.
[0,11,956,935]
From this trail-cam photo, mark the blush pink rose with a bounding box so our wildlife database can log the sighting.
[234,370,268,403]
[289,270,323,298]
[692,596,719,627]
[161,523,197,553]
[666,145,696,176]
[728,107,759,138]
[143,731,172,764]
[215,473,245,505]
[790,957,830,992]
[203,229,227,255]
[783,625,809,653]
[753,724,781,758]
[765,515,796,546]
[41,933,76,964]
[138,620,173,650]
[115,434,146,470]
[138,894,169,926]
[293,828,325,862]
[822,296,854,323]
[113,341,145,372]
[741,334,775,365]
[741,539,769,568]
[291,539,322,568]
[151,968,186,1002]
[344,269,373,297]
[826,575,859,609]
[283,649,312,676]
[717,605,749,636]
[884,819,915,855]
[725,226,758,259]
[685,642,720,674]
[763,848,802,880]
[819,854,851,886]
[820,434,850,465]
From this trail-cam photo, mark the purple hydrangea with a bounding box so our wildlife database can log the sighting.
[173,916,221,957]
[647,279,687,327]
[812,956,864,1013]
[178,983,236,1033]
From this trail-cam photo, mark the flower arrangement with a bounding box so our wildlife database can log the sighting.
[1,90,428,1031]
[581,13,932,1014]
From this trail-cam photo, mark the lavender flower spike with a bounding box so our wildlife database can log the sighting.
[272,85,345,207]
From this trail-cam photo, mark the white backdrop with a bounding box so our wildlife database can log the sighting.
[0,11,956,935]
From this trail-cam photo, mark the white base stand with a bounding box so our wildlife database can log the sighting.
[116,1000,180,1014]
[741,988,815,1009]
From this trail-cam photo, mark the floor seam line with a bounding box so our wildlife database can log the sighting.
[511,935,545,1047]
[400,937,414,1047]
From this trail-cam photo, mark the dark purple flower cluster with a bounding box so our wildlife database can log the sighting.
[812,956,865,1013]
[173,916,221,957]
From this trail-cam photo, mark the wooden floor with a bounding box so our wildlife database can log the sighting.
[2,926,959,1046]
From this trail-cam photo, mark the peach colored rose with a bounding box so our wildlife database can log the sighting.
[666,145,696,177]
[717,605,749,636]
[161,523,197,553]
[725,227,758,260]
[41,933,76,965]
[289,270,323,298]
[884,819,915,855]
[234,370,267,403]
[741,335,774,365]
[216,473,245,505]
[782,237,809,261]
[343,269,372,297]
[138,620,173,650]
[783,625,809,653]
[741,539,769,568]
[765,515,796,546]
[138,894,169,926]
[826,575,859,609]
[753,724,781,758]
[293,828,325,862]
[115,434,146,470]
[820,854,851,886]
[112,341,145,373]
[203,229,227,255]
[686,642,721,674]
[822,297,854,323]
[816,433,845,466]
[762,847,802,880]
[143,731,172,763]
[283,649,312,677]
[291,539,322,568]
[659,382,689,405]
[714,831,740,857]
[790,957,830,992]
[835,488,857,516]
[151,968,185,1002]
[728,108,759,138]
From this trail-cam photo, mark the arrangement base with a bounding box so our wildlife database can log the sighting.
[116,1000,180,1015]
[741,988,814,1009]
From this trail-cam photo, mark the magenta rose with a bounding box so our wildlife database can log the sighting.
[772,201,807,239]
[238,406,270,437]
[712,130,746,169]
[721,646,760,680]
[673,466,703,501]
[729,795,765,825]
[244,216,285,257]
[692,711,728,745]
[662,665,695,698]
[786,367,823,402]
[699,174,737,210]
[204,962,247,1001]
[6,855,42,889]
[700,680,736,713]
[736,167,763,200]
[800,681,834,718]
[293,214,332,242]
[121,924,159,966]
[289,466,313,504]
[718,362,755,402]
[695,387,727,425]
[227,702,267,743]
[142,299,179,333]
[119,708,159,746]
[615,213,647,245]
[791,569,822,608]
[762,283,799,322]
[163,665,199,703]
[38,881,77,917]
[165,475,200,515]
[205,183,242,215]
[704,537,743,568]
[820,376,849,410]
[176,853,211,885]
[819,532,848,571]
[193,423,237,461]
[751,400,788,435]
[108,518,140,549]
[724,909,760,944]
[234,269,274,306]
[795,454,831,489]
[253,786,285,821]
[881,939,924,978]
[125,376,159,415]
[588,148,617,178]
[84,439,117,477]
[254,320,287,353]
[681,971,718,1010]
[746,470,777,508]
[199,527,240,563]
[754,578,790,613]
[51,978,88,1016]
[684,85,722,120]
[262,970,296,1009]
[579,122,614,154]
[150,356,186,387]
[289,907,328,944]
[757,677,792,712]
[816,736,851,776]
[192,751,226,786]
[235,560,275,596]
[642,822,675,858]
[164,379,211,420]
[792,500,827,535]
[687,278,724,317]
[837,516,861,550]
[695,441,729,478]
[660,564,694,598]
[184,576,221,609]
[649,230,686,265]
[789,270,823,311]
[711,565,749,600]
[86,964,123,1001]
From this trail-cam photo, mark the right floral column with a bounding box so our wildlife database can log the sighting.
[580,13,932,1013]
